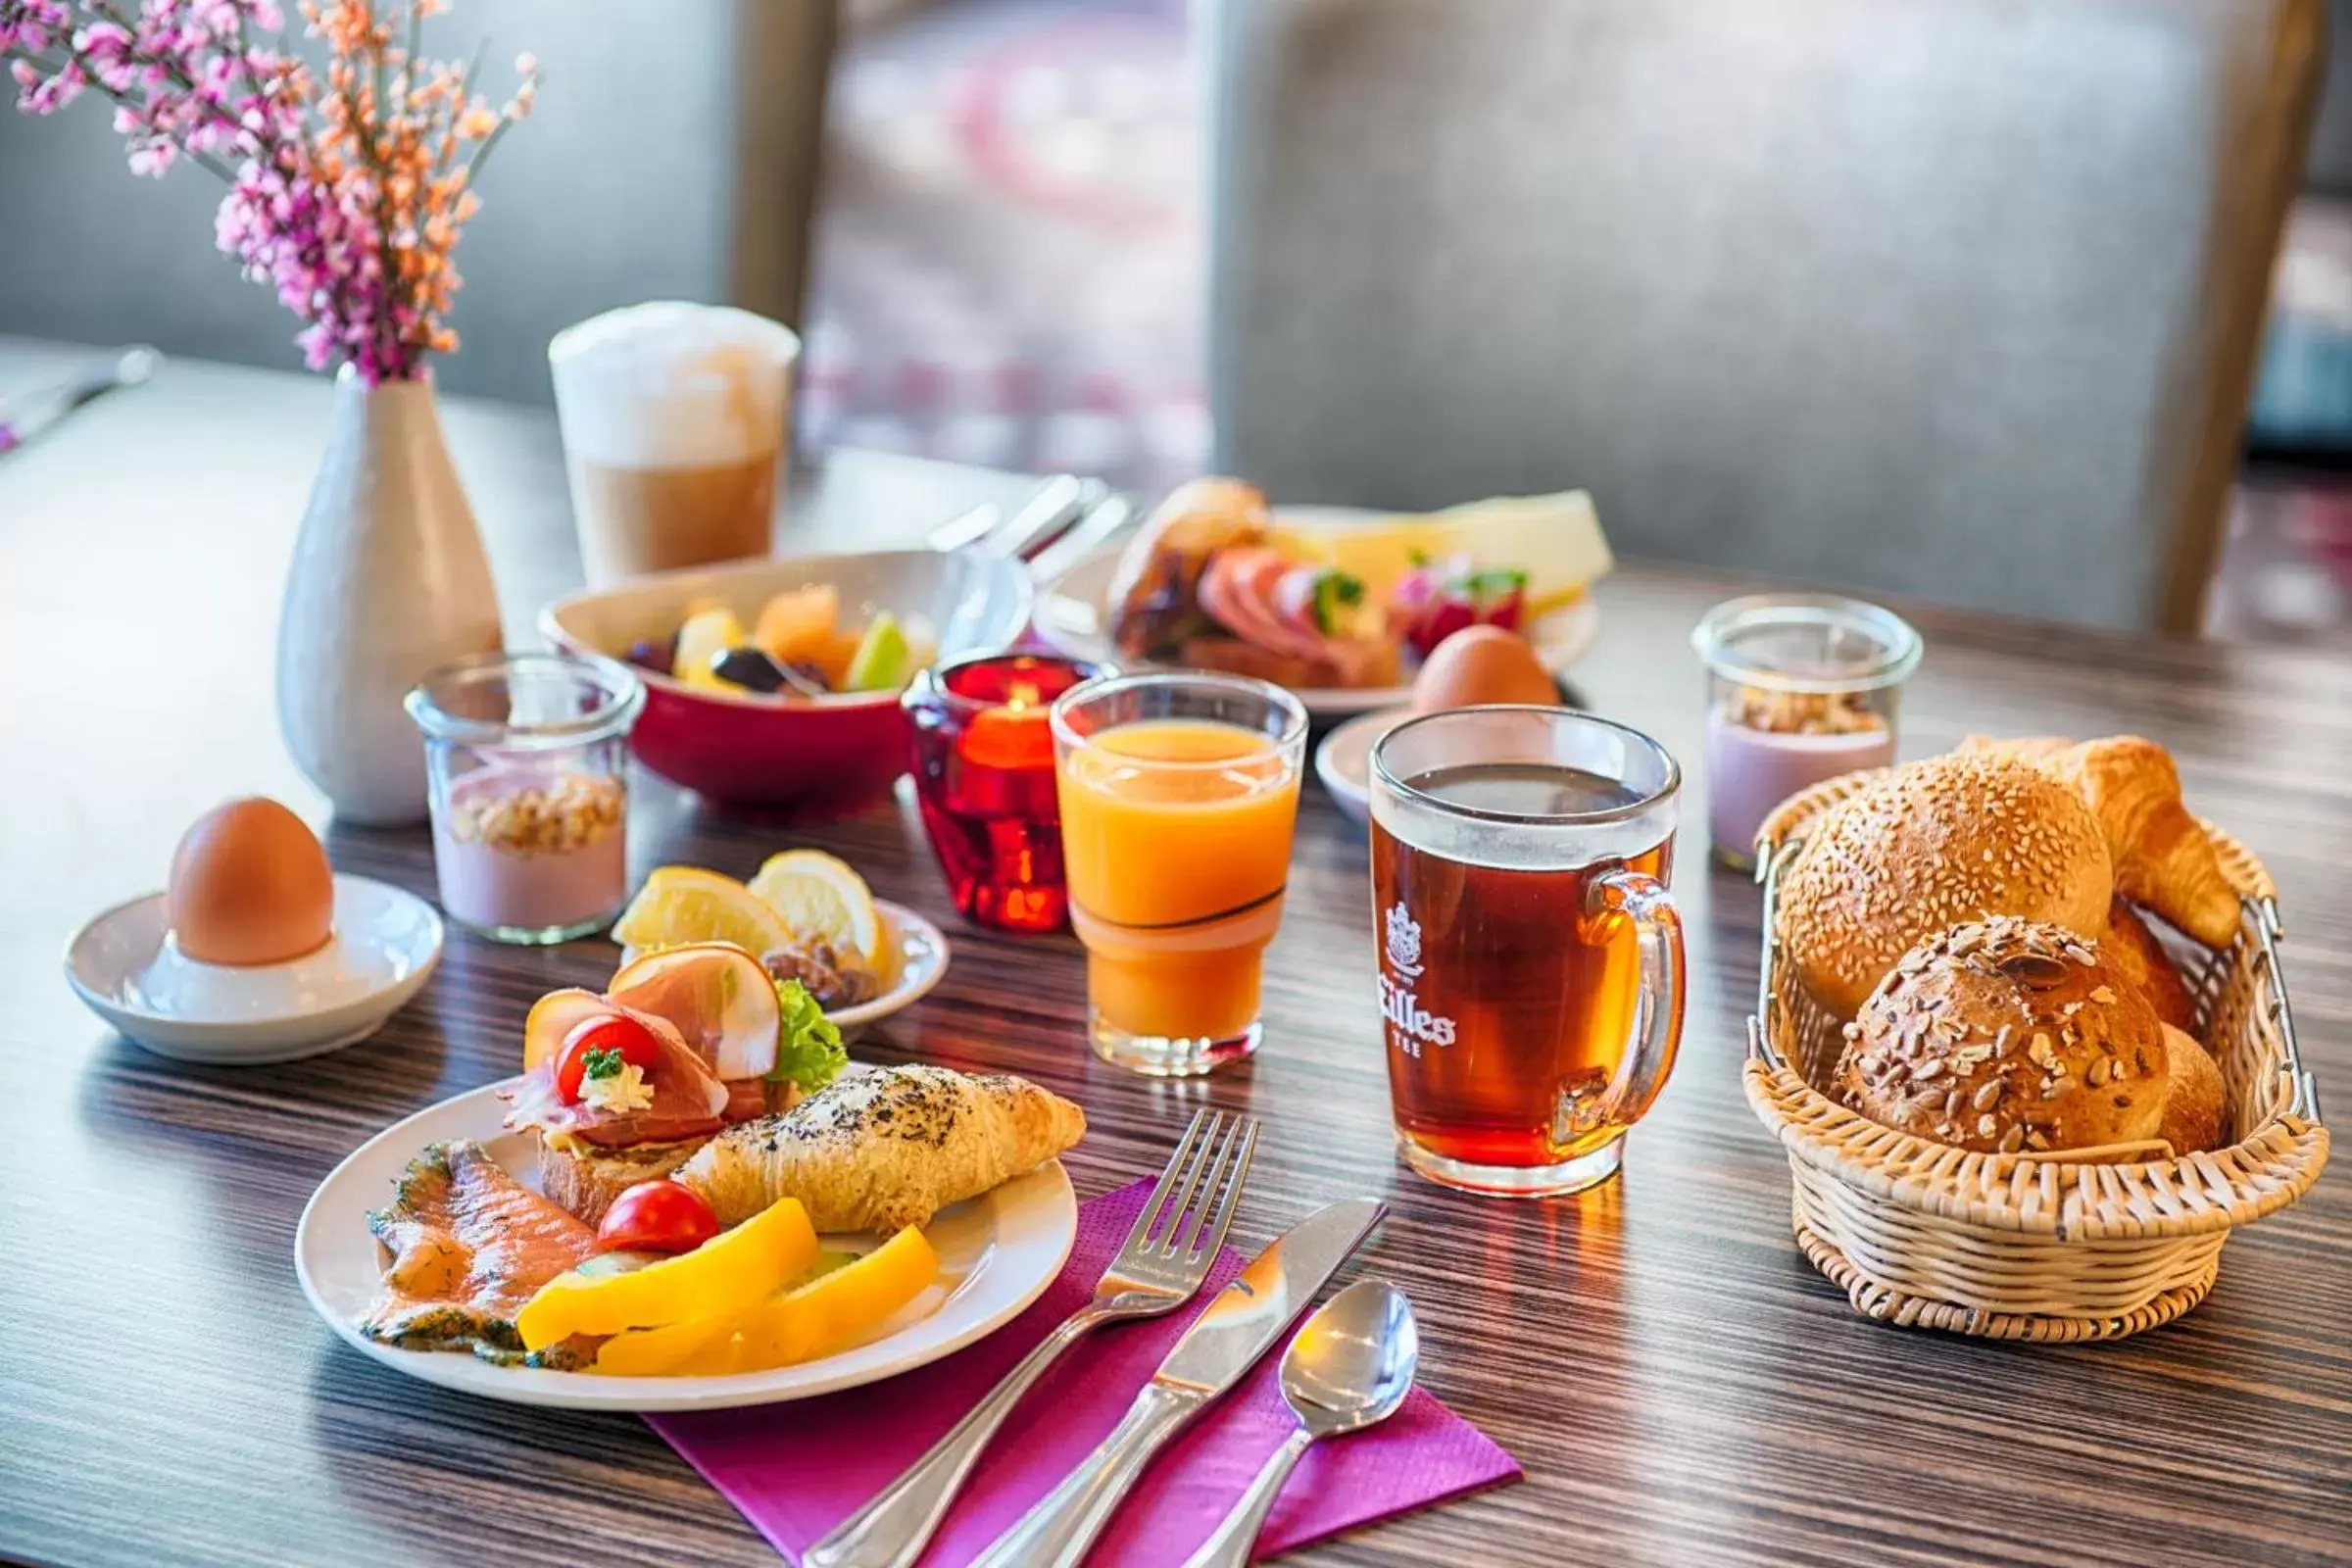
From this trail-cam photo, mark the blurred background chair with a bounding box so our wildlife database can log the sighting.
[1205,0,2324,633]
[0,0,838,405]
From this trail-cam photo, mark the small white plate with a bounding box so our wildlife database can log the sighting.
[830,901,949,1043]
[1314,706,1413,824]
[64,875,443,1064]
[295,1080,1078,1411]
[1034,509,1602,717]
[619,899,948,1045]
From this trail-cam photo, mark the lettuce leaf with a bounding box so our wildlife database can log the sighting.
[766,978,847,1093]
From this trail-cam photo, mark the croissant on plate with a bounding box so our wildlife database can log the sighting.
[676,1065,1087,1231]
[1958,734,2242,948]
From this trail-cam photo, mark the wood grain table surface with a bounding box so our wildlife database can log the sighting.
[2,340,2347,1568]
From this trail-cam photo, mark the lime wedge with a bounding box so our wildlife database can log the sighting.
[844,612,910,692]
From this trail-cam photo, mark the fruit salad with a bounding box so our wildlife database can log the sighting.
[625,584,941,699]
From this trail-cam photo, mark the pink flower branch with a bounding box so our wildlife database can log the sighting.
[0,0,537,384]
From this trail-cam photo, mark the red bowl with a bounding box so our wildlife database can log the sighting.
[540,550,1034,809]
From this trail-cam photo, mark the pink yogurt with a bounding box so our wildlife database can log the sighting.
[431,766,628,937]
[1704,709,1894,866]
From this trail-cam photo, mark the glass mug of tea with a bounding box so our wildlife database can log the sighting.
[1369,707,1687,1197]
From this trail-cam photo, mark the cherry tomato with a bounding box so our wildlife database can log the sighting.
[555,1012,662,1104]
[596,1180,720,1255]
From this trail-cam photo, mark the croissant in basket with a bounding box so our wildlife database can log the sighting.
[1958,735,2241,947]
[2101,896,2197,1035]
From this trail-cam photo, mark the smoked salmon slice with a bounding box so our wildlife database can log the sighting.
[360,1140,600,1367]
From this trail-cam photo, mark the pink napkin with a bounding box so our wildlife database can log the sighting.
[650,1179,1520,1566]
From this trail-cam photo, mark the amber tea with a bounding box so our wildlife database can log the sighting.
[1369,713,1686,1197]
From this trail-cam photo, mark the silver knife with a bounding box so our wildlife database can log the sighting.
[1024,491,1135,587]
[986,473,1102,563]
[969,1197,1387,1568]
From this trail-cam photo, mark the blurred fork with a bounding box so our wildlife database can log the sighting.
[805,1107,1260,1568]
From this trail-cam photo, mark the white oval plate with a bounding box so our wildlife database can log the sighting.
[1034,510,1602,717]
[63,875,443,1064]
[1313,706,1413,824]
[619,899,948,1046]
[296,1079,1078,1411]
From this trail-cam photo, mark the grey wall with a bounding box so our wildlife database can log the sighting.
[2308,0,2352,189]
[0,0,834,404]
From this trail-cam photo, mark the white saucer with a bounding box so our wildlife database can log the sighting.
[1314,705,1413,823]
[64,875,444,1064]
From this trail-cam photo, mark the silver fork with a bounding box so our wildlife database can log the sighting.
[805,1108,1260,1568]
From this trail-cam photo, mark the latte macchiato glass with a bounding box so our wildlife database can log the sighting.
[549,302,799,585]
[1370,707,1687,1197]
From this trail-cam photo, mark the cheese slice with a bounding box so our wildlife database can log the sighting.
[1264,490,1612,614]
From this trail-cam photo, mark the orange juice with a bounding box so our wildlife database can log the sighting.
[1056,717,1303,1049]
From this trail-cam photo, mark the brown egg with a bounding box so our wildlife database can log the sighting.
[1410,625,1559,712]
[167,798,335,965]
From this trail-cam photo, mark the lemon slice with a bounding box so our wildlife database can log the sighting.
[612,866,793,958]
[747,850,886,973]
[675,606,747,691]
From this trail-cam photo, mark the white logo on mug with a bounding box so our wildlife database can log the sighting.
[1379,902,1453,1056]
[1385,903,1424,979]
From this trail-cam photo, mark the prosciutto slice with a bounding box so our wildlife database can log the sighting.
[501,1007,730,1149]
[721,1075,771,1124]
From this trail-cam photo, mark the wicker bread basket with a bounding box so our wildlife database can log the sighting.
[1743,770,2329,1341]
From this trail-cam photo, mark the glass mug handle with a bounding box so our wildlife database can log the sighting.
[1588,865,1686,1126]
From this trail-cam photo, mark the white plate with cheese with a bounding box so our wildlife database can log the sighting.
[1035,499,1606,716]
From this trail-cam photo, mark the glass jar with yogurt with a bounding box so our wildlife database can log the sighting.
[1690,595,1922,870]
[406,651,644,943]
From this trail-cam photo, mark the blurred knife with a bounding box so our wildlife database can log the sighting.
[1026,490,1135,585]
[925,500,1006,554]
[0,346,159,456]
[989,473,1104,563]
[925,473,1099,561]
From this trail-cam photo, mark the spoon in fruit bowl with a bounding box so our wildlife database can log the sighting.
[1179,1278,1421,1568]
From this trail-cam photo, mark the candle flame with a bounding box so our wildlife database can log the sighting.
[1005,680,1044,711]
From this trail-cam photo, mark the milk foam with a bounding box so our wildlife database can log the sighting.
[549,302,799,470]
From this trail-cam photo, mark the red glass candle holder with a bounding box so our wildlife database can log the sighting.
[904,652,1106,932]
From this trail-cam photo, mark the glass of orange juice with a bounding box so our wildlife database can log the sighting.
[1051,671,1310,1075]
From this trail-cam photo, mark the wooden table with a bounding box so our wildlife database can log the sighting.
[3,342,2347,1568]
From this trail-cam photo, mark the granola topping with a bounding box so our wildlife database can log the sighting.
[448,771,625,858]
[1724,685,1887,736]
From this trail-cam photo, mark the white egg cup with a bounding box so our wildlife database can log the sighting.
[65,875,442,1064]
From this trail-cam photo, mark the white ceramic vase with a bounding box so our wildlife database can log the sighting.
[276,368,503,825]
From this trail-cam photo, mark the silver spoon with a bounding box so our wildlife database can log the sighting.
[1180,1279,1420,1568]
